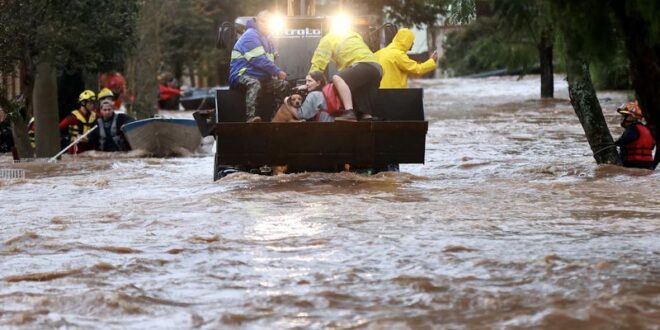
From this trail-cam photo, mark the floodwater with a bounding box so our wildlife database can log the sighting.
[1,76,659,329]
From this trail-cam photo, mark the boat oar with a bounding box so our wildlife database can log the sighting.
[48,125,98,163]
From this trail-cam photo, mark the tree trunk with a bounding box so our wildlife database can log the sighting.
[33,60,61,157]
[610,2,660,168]
[127,0,161,119]
[538,27,554,98]
[564,55,621,165]
[10,116,32,159]
[0,95,33,159]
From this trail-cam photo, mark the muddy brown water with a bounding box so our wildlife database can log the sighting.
[1,76,659,329]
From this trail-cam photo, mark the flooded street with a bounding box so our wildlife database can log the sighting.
[1,76,659,329]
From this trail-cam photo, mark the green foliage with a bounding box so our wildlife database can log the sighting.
[589,37,631,90]
[383,0,450,28]
[550,0,620,64]
[440,17,538,75]
[0,0,138,76]
[157,0,271,85]
[440,0,556,76]
[446,0,477,24]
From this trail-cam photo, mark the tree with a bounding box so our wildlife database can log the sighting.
[493,0,554,98]
[609,0,660,168]
[0,1,138,157]
[127,0,165,119]
[550,0,660,167]
[440,17,538,76]
[367,0,450,52]
[448,0,659,167]
[441,0,555,98]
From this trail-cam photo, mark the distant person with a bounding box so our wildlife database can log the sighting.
[229,10,289,123]
[375,28,438,88]
[615,101,656,170]
[309,27,382,121]
[158,72,182,110]
[99,72,129,112]
[58,90,98,154]
[89,100,135,152]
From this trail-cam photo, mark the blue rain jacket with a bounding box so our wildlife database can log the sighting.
[229,19,281,87]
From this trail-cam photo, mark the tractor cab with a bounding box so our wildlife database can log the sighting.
[194,12,428,180]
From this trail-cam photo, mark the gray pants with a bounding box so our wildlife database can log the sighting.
[237,75,289,119]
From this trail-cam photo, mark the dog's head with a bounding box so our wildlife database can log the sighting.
[287,93,304,108]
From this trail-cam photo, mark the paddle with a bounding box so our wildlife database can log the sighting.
[48,125,98,163]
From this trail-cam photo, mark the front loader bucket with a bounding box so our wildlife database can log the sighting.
[214,121,428,172]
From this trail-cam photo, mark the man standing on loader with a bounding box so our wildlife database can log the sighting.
[229,10,289,123]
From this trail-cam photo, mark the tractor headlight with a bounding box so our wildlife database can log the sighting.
[268,15,286,34]
[330,14,352,34]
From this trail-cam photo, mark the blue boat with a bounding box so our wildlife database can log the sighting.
[121,118,202,157]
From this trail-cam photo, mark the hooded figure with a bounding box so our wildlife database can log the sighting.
[375,28,438,88]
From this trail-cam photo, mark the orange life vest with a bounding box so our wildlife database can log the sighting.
[623,123,655,162]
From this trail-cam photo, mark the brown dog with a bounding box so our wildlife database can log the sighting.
[270,93,304,175]
[271,94,303,123]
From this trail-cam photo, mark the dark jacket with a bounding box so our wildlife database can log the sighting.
[89,113,135,152]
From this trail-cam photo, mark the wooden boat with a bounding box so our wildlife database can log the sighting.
[121,118,202,157]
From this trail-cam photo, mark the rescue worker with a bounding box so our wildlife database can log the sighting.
[58,90,98,154]
[375,28,438,88]
[614,101,656,170]
[89,100,134,152]
[229,10,289,123]
[309,27,382,121]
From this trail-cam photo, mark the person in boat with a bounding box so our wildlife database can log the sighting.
[287,71,336,122]
[614,101,656,170]
[158,72,182,110]
[58,90,98,154]
[309,26,382,121]
[89,100,135,152]
[229,10,289,123]
[98,87,116,110]
[375,28,438,89]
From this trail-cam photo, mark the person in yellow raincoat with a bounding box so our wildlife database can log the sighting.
[309,29,382,121]
[375,28,438,89]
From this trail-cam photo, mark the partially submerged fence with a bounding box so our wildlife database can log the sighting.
[0,168,25,180]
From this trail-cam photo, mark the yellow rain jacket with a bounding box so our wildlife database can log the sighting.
[375,28,437,88]
[309,31,379,73]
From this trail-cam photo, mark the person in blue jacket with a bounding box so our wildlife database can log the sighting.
[229,10,289,123]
